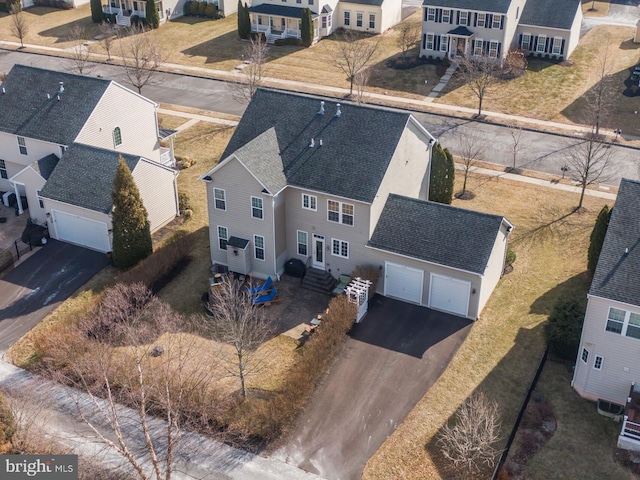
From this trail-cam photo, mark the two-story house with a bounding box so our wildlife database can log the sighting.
[0,65,179,253]
[420,0,582,61]
[249,0,402,44]
[201,89,513,319]
[572,179,640,450]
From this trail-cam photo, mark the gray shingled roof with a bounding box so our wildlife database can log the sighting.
[448,26,474,36]
[40,144,140,214]
[519,0,580,30]
[368,194,506,274]
[0,65,110,146]
[228,236,250,249]
[340,0,384,7]
[233,128,287,194]
[421,0,512,13]
[248,4,318,18]
[221,89,415,203]
[158,127,177,139]
[590,179,640,306]
[35,154,60,180]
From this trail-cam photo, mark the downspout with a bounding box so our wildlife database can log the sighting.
[272,195,279,280]
[11,181,23,215]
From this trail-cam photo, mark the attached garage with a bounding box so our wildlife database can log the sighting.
[429,274,471,317]
[52,210,111,252]
[384,262,424,304]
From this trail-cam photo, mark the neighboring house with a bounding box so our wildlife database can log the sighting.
[572,178,640,450]
[102,0,191,26]
[201,89,512,319]
[249,0,402,44]
[419,0,582,61]
[0,65,179,253]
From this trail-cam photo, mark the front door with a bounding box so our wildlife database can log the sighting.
[457,38,465,57]
[312,234,325,270]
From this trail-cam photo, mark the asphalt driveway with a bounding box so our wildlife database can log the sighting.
[0,239,109,352]
[273,295,473,480]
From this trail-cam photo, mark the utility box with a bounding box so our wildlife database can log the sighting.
[226,236,251,275]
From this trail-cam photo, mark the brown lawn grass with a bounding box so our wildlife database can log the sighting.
[582,0,611,17]
[363,172,612,479]
[436,26,640,134]
[157,113,188,130]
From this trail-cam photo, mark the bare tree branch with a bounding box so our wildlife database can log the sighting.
[396,22,420,62]
[507,124,529,171]
[118,26,165,94]
[329,30,381,96]
[456,126,486,198]
[233,36,268,104]
[68,25,92,75]
[99,22,116,62]
[582,36,615,136]
[9,5,28,49]
[457,53,501,116]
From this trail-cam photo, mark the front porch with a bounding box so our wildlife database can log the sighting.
[445,26,473,60]
[248,4,319,44]
[103,0,166,26]
[618,383,640,451]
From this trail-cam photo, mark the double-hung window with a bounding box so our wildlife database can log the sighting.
[327,200,354,225]
[594,356,603,370]
[552,37,562,55]
[536,35,546,53]
[344,11,350,26]
[254,235,265,260]
[605,307,640,339]
[440,35,449,52]
[521,33,531,50]
[474,39,484,56]
[297,230,308,256]
[581,347,589,364]
[332,239,349,258]
[369,13,375,29]
[441,9,450,23]
[459,11,468,26]
[356,12,363,27]
[492,14,501,29]
[0,159,7,179]
[214,188,226,210]
[17,136,27,155]
[302,193,317,210]
[217,226,228,250]
[477,13,485,27]
[606,307,625,333]
[425,33,434,50]
[426,7,435,21]
[489,41,499,58]
[251,196,263,219]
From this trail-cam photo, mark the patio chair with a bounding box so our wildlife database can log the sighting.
[249,276,272,296]
[252,287,278,306]
[332,274,351,296]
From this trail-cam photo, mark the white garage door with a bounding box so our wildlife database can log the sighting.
[429,274,471,317]
[52,210,111,252]
[384,262,424,304]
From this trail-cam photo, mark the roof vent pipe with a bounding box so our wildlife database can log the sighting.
[335,103,341,117]
[626,247,630,254]
[318,100,325,115]
[319,139,323,147]
[309,138,315,148]
[58,82,64,95]
[1,87,5,94]
[47,93,51,100]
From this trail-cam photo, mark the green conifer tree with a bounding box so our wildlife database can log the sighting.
[587,204,611,272]
[91,0,103,23]
[146,0,160,29]
[301,8,313,47]
[429,143,455,205]
[111,156,153,269]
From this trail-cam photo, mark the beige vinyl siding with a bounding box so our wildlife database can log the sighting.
[45,198,112,242]
[0,132,62,168]
[338,3,384,33]
[284,187,371,278]
[205,157,275,279]
[76,83,161,163]
[504,0,527,50]
[573,296,640,404]
[274,194,288,274]
[132,159,178,233]
[370,119,431,235]
[567,4,583,58]
[477,225,508,313]
[379,0,401,32]
[11,167,47,223]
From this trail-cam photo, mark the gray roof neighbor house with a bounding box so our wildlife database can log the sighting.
[420,0,512,13]
[40,144,140,214]
[369,194,505,274]
[520,0,581,29]
[590,179,640,307]
[222,89,418,203]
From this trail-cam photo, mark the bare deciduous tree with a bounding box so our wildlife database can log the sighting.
[330,30,381,96]
[583,37,615,136]
[68,25,92,75]
[396,22,420,62]
[564,132,614,210]
[9,5,28,49]
[456,126,485,198]
[437,391,501,478]
[44,283,212,480]
[458,54,501,116]
[205,278,274,399]
[233,36,268,104]
[507,124,529,171]
[118,26,164,94]
[100,22,116,61]
[354,66,374,105]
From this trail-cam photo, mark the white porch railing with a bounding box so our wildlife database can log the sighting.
[255,24,270,34]
[286,28,300,38]
[621,416,640,441]
[160,148,173,167]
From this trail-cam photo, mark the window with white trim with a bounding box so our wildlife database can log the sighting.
[356,12,363,27]
[594,355,603,370]
[217,226,228,250]
[477,13,485,27]
[489,41,499,58]
[581,347,589,364]
[627,313,640,339]
[254,235,265,260]
[521,33,531,50]
[440,35,449,52]
[327,200,354,225]
[604,307,640,339]
[426,7,435,21]
[344,10,350,26]
[369,13,375,29]
[322,16,327,28]
[425,33,434,50]
[552,37,562,55]
[492,14,501,28]
[113,127,122,147]
[332,238,349,258]
[606,307,625,334]
[328,14,332,28]
[474,39,484,56]
[297,230,308,256]
[302,193,317,211]
[442,9,450,23]
[251,196,263,219]
[308,0,313,5]
[37,189,44,208]
[17,136,27,155]
[214,188,226,210]
[0,159,7,179]
[459,11,468,26]
[536,35,546,53]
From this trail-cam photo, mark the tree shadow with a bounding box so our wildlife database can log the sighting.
[513,203,594,247]
[366,49,441,96]
[529,272,591,316]
[425,323,546,480]
[526,57,564,73]
[181,30,247,64]
[38,17,98,43]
